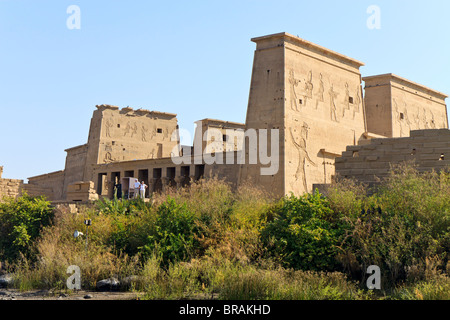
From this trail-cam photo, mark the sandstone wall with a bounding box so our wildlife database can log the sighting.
[0,178,22,199]
[335,129,450,184]
[27,170,65,201]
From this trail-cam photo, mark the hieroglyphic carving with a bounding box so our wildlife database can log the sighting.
[342,82,350,117]
[131,122,138,137]
[105,119,113,137]
[304,70,313,107]
[289,123,317,192]
[315,73,324,110]
[430,111,436,129]
[288,70,301,111]
[141,125,148,142]
[124,122,131,137]
[329,84,339,122]
[394,99,411,137]
[103,152,116,164]
[422,108,429,129]
[352,86,361,119]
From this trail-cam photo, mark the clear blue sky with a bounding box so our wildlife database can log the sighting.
[1,0,449,181]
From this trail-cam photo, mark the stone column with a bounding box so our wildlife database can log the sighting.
[174,176,183,189]
[161,177,170,192]
[150,178,158,194]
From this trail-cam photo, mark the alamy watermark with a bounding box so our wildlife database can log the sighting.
[366,265,381,290]
[66,5,81,30]
[66,265,81,290]
[170,124,280,176]
[367,5,381,30]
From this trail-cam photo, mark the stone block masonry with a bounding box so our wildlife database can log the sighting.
[334,129,450,184]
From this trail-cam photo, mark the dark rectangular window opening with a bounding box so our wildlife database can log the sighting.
[195,165,205,181]
[153,168,162,193]
[181,166,190,187]
[125,170,134,178]
[167,167,176,188]
[400,113,404,120]
[349,97,354,104]
[157,128,163,133]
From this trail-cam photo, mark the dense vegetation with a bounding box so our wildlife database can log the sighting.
[0,163,448,300]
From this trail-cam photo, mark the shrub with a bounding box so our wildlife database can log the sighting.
[261,191,343,271]
[0,193,54,263]
[140,197,200,267]
[332,163,450,286]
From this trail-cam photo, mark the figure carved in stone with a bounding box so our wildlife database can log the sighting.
[352,86,361,119]
[288,70,301,111]
[141,125,148,142]
[304,70,314,107]
[124,122,131,136]
[315,73,324,110]
[328,84,339,122]
[289,123,317,193]
[103,152,116,164]
[342,82,350,117]
[430,111,436,129]
[413,107,421,130]
[422,108,429,129]
[105,119,113,137]
[131,122,138,137]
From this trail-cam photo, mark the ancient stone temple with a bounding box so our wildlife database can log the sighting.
[1,33,448,202]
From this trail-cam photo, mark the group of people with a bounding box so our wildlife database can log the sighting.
[133,179,148,199]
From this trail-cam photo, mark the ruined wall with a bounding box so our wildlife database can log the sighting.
[0,177,54,201]
[27,170,65,201]
[335,129,450,184]
[0,178,22,199]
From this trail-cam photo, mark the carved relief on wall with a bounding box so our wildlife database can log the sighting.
[328,84,339,122]
[393,99,411,137]
[342,83,351,118]
[131,122,138,137]
[104,119,113,137]
[124,122,131,137]
[288,69,301,112]
[289,122,317,193]
[303,70,314,107]
[103,151,117,164]
[141,125,148,142]
[315,73,324,110]
[352,86,361,119]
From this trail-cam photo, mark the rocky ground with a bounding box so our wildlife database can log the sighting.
[0,288,144,300]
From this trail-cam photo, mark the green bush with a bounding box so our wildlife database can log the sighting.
[0,193,54,263]
[140,197,200,267]
[261,191,343,271]
[332,164,450,286]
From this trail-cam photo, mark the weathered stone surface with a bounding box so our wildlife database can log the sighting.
[0,274,15,288]
[96,277,120,291]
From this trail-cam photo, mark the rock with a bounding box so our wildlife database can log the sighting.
[0,274,15,288]
[96,277,120,291]
[84,294,93,299]
[121,275,142,288]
